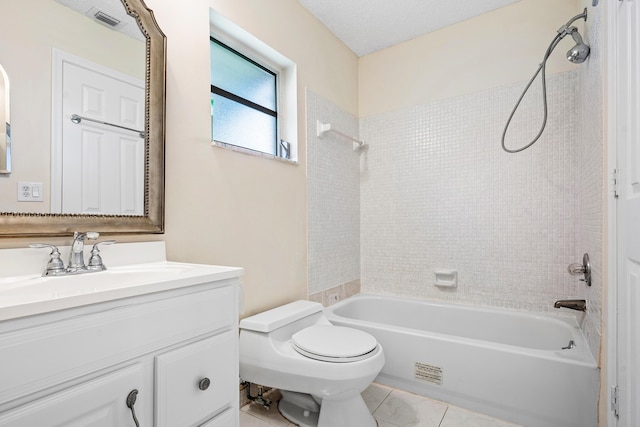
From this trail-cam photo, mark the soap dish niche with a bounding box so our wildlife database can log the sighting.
[434,270,457,288]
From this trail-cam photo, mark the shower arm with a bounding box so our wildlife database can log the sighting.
[564,8,588,28]
[557,9,587,40]
[553,9,588,62]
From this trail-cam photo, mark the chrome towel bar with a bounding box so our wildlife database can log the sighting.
[71,114,145,139]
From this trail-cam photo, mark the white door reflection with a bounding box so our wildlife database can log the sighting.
[51,51,144,215]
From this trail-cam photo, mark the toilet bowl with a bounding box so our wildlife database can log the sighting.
[239,300,385,427]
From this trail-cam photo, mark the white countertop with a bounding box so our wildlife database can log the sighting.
[0,241,244,321]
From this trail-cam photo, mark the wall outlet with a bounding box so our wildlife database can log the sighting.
[17,182,44,202]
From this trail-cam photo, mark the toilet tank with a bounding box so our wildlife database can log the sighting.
[240,300,324,333]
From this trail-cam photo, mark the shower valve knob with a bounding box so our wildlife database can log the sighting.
[567,253,592,286]
[567,263,585,275]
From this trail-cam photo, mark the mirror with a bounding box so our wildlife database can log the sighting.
[0,63,9,175]
[0,0,165,236]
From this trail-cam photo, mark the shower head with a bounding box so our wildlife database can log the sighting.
[557,8,590,64]
[566,28,590,63]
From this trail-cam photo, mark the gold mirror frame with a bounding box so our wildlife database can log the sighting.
[0,0,166,237]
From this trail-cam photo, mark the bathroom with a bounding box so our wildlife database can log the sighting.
[0,0,636,426]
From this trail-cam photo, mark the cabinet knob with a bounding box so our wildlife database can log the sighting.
[198,377,211,391]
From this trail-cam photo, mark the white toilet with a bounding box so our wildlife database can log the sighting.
[239,300,385,427]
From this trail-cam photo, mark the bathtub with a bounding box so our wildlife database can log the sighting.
[325,294,599,427]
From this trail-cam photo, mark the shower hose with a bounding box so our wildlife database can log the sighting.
[500,32,565,153]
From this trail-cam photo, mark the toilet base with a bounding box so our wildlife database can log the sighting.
[279,399,319,427]
[278,390,376,427]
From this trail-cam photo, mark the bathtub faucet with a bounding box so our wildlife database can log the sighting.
[553,299,586,311]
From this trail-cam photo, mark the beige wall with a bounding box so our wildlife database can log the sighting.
[359,0,579,117]
[145,0,358,316]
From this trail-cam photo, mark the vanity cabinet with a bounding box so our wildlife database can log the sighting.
[0,363,145,426]
[0,278,240,427]
[156,331,236,427]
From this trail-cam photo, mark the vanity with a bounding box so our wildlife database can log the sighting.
[0,241,243,426]
[0,1,244,424]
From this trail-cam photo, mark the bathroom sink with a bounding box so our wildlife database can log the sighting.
[0,262,193,292]
[0,242,243,321]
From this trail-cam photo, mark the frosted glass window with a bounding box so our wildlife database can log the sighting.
[211,94,276,154]
[210,39,276,111]
[210,37,278,156]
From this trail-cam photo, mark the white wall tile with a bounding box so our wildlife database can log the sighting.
[360,71,581,314]
[575,4,603,360]
[307,89,360,295]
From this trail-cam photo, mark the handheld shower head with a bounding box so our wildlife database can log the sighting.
[566,28,590,63]
[558,9,590,64]
[501,8,590,153]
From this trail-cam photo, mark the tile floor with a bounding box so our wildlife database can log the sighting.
[240,383,522,427]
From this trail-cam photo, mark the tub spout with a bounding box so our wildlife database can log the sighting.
[554,299,586,311]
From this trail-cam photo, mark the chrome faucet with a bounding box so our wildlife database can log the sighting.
[554,299,587,311]
[68,231,100,272]
[29,231,114,277]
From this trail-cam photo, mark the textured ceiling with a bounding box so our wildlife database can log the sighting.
[298,0,522,56]
[55,0,144,41]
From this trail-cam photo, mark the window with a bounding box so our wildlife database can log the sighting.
[209,10,297,161]
[210,38,278,156]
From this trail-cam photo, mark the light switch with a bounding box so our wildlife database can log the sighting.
[17,182,44,202]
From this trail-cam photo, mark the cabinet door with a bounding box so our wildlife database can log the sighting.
[200,407,237,427]
[155,331,237,427]
[0,364,145,427]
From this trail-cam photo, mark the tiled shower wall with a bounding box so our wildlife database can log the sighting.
[359,70,583,314]
[307,89,360,299]
[575,3,603,359]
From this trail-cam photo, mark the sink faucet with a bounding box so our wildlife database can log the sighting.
[30,231,115,277]
[67,231,100,272]
[554,299,587,311]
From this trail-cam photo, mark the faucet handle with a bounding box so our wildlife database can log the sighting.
[567,263,585,275]
[87,240,116,271]
[75,231,100,240]
[567,253,591,286]
[29,244,65,275]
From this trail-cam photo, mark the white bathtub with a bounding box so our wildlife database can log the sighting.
[325,294,599,427]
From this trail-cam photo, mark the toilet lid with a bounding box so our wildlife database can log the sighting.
[291,325,378,363]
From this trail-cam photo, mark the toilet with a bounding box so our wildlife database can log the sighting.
[239,300,385,427]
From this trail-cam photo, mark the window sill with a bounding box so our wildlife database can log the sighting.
[211,140,298,165]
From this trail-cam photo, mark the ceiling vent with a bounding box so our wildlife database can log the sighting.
[94,10,120,28]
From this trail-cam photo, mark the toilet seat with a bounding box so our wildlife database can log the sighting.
[291,325,378,363]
